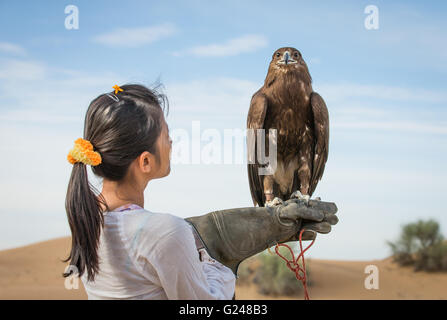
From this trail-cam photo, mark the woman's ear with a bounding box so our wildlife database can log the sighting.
[138,151,153,174]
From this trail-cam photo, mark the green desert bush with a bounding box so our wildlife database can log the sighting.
[416,241,447,271]
[387,219,447,272]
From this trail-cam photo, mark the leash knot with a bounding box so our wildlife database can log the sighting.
[272,228,316,300]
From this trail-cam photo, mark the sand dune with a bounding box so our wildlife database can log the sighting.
[0,237,446,300]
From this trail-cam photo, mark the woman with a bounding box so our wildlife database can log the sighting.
[64,84,338,300]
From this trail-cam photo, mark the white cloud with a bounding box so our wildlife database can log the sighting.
[92,23,177,47]
[0,58,127,123]
[318,83,447,104]
[176,34,268,57]
[333,120,447,135]
[166,77,259,113]
[0,42,26,56]
[313,82,447,136]
[0,59,45,80]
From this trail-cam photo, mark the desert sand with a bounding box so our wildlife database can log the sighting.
[0,237,446,300]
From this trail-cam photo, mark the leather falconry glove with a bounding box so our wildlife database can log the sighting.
[185,198,338,275]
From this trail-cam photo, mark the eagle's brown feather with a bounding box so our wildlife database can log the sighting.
[309,92,329,196]
[247,91,268,206]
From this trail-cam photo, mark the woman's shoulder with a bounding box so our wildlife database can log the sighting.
[127,209,187,231]
[119,209,193,252]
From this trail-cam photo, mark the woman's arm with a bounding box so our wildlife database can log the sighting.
[145,219,235,300]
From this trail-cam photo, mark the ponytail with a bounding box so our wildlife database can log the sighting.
[63,163,106,281]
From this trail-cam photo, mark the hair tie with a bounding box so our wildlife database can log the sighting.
[67,138,102,166]
[106,93,119,102]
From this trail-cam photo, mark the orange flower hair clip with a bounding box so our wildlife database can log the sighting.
[67,138,102,166]
[107,85,123,102]
[113,84,123,94]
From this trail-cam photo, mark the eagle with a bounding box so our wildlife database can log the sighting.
[247,47,329,207]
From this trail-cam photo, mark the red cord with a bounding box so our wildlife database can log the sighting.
[273,229,315,300]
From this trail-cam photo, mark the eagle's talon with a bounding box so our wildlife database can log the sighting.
[290,191,310,204]
[265,197,284,207]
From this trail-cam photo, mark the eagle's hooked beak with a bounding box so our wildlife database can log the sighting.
[283,51,290,65]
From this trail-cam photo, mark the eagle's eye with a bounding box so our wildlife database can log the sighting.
[294,52,299,58]
[276,52,281,58]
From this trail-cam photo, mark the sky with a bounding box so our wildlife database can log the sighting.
[0,0,446,261]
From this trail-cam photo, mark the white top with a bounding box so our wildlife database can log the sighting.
[81,205,236,300]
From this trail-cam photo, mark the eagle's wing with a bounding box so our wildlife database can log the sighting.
[247,90,268,207]
[309,92,329,196]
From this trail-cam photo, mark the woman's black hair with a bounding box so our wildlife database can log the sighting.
[63,83,168,281]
